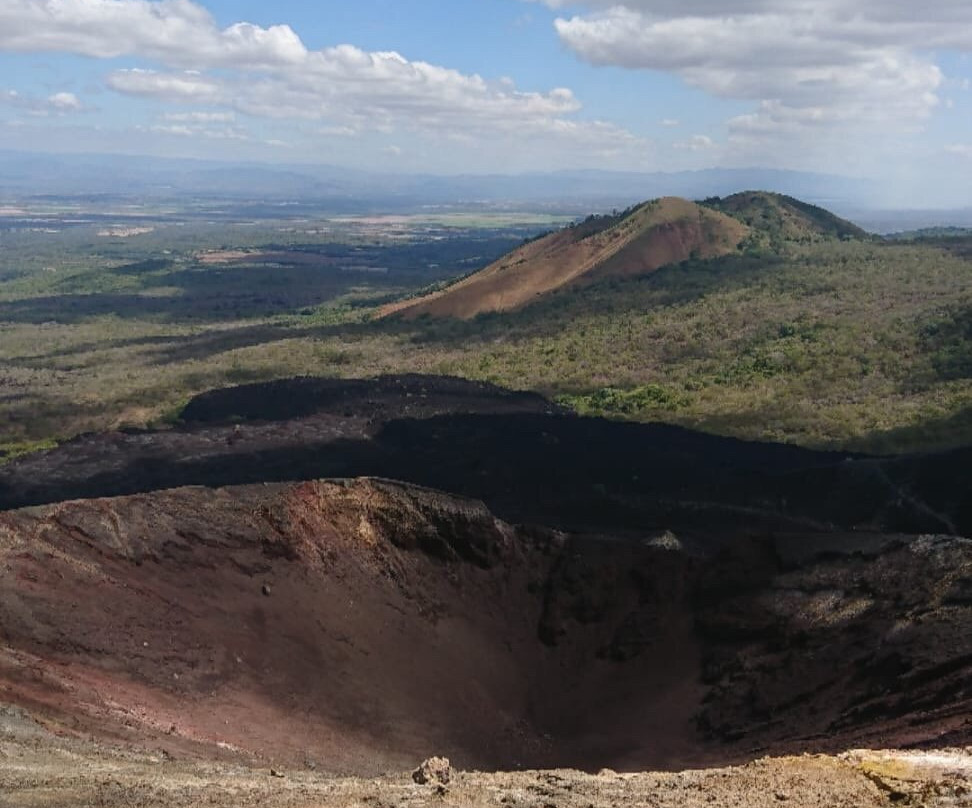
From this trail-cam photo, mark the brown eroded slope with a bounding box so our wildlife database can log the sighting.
[379,198,749,320]
[0,478,710,775]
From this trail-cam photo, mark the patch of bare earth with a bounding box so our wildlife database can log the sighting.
[195,250,255,265]
[1,712,969,808]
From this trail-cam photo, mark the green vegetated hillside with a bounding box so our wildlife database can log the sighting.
[385,242,971,451]
[0,191,970,456]
[702,191,870,248]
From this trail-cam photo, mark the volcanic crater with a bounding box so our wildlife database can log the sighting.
[0,377,969,781]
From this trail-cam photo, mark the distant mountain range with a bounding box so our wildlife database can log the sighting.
[0,149,876,213]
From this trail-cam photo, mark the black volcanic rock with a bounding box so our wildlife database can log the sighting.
[0,376,969,539]
[180,373,560,424]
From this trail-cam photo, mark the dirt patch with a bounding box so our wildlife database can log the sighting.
[195,250,255,264]
[1,714,969,808]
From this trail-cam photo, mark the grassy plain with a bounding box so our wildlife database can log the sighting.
[0,199,969,457]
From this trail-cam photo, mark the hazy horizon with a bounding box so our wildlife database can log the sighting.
[1,1,972,209]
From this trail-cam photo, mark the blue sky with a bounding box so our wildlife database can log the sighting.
[0,0,970,205]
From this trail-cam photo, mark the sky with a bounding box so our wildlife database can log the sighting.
[0,0,970,205]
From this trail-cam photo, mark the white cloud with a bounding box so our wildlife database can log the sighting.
[660,118,680,127]
[536,1,972,146]
[107,68,220,102]
[47,92,82,112]
[674,134,715,151]
[162,111,235,123]
[319,125,358,137]
[945,144,972,157]
[150,123,193,137]
[0,0,306,67]
[0,88,85,115]
[147,122,248,140]
[0,0,645,160]
[101,62,606,146]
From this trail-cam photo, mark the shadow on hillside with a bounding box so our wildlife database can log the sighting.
[9,333,195,363]
[0,292,317,324]
[137,319,411,365]
[0,391,115,444]
[849,404,972,456]
[3,373,968,537]
[0,294,192,324]
[385,253,787,347]
[128,253,789,366]
[0,262,419,325]
[143,323,305,364]
[1,250,790,369]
